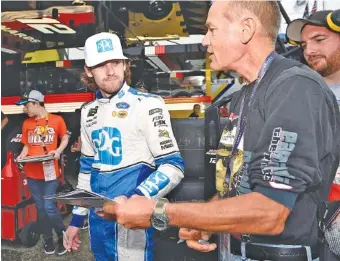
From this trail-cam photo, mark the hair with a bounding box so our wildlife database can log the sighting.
[194,104,201,109]
[80,60,131,91]
[223,1,281,45]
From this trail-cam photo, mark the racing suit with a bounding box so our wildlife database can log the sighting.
[70,83,184,261]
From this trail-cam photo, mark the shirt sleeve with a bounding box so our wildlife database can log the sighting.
[124,96,184,199]
[21,121,28,145]
[249,75,332,210]
[70,108,95,227]
[57,116,68,137]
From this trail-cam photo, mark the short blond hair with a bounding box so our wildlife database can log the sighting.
[223,1,281,45]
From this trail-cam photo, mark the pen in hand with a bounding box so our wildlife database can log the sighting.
[177,239,210,245]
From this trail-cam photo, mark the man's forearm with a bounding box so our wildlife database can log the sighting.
[1,118,8,129]
[57,135,69,153]
[20,145,29,156]
[166,192,290,235]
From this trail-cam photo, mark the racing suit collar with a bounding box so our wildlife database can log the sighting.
[95,81,128,102]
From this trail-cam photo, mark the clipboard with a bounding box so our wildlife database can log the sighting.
[16,154,55,163]
[44,189,116,209]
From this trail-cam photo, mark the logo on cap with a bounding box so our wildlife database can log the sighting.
[96,39,113,53]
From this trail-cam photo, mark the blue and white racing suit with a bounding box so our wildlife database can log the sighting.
[70,83,184,261]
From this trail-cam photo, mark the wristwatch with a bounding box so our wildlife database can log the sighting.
[151,198,170,231]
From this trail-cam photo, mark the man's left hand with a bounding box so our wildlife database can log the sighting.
[103,195,156,229]
[49,150,61,160]
[179,228,216,252]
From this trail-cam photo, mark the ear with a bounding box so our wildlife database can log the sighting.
[84,65,93,78]
[240,17,256,44]
[123,61,126,72]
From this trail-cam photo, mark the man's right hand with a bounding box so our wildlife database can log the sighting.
[64,226,81,252]
[16,152,27,160]
[178,228,217,252]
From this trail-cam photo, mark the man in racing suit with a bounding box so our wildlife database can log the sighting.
[64,32,184,261]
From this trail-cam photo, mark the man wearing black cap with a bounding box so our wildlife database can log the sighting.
[287,10,340,261]
[287,10,340,103]
[288,11,340,199]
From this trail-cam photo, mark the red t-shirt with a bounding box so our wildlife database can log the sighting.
[328,167,340,201]
[21,113,67,180]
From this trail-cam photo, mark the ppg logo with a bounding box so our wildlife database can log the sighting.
[91,127,122,165]
[96,39,113,53]
[139,171,170,197]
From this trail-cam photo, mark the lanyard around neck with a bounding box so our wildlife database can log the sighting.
[35,113,49,154]
[224,51,278,186]
[35,114,49,134]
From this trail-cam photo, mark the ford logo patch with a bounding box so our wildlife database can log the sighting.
[116,102,130,109]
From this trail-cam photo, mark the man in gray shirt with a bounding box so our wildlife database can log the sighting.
[102,2,340,261]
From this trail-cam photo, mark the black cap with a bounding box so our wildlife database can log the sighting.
[286,10,333,42]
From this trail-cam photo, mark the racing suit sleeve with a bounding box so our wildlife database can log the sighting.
[124,97,184,199]
[69,109,95,227]
[249,74,336,210]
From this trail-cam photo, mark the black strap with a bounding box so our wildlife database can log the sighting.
[224,52,279,191]
[41,142,48,155]
[230,237,320,261]
[37,135,49,155]
[228,56,302,115]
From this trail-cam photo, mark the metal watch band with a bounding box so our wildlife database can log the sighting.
[153,198,169,216]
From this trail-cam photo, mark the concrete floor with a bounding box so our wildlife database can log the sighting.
[1,176,94,261]
[1,218,218,261]
[1,177,217,261]
[1,215,94,261]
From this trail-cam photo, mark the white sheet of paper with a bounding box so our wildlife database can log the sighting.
[42,160,57,181]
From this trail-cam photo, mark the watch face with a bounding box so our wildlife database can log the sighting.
[152,215,169,231]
